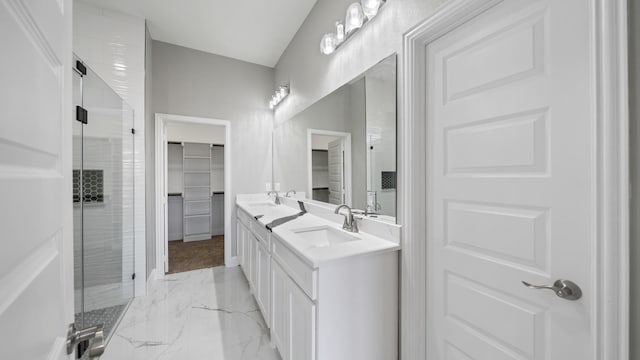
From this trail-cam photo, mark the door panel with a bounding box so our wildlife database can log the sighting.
[426,1,593,359]
[0,0,72,358]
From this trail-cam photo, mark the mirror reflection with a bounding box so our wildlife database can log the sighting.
[273,53,397,221]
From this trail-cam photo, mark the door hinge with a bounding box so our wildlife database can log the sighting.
[75,60,87,76]
[131,273,136,280]
[131,128,136,135]
[76,106,88,124]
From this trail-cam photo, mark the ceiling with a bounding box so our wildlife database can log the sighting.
[80,0,317,67]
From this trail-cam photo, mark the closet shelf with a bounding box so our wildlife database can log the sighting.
[185,214,210,219]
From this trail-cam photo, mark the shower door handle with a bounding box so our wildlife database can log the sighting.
[66,323,106,358]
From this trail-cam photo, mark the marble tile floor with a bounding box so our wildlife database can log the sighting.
[100,266,282,360]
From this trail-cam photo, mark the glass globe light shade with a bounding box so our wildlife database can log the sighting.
[361,0,381,19]
[345,2,364,34]
[320,33,337,55]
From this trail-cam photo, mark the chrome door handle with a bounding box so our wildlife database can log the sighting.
[66,323,106,358]
[521,279,582,300]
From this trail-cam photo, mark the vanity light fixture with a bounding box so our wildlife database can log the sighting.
[320,0,386,55]
[269,85,290,110]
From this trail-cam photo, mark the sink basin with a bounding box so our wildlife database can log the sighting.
[291,225,360,248]
[247,202,278,209]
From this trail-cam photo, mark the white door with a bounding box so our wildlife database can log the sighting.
[0,0,73,359]
[425,0,596,359]
[327,138,345,205]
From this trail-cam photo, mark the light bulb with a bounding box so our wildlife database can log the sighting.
[279,86,287,98]
[335,21,345,44]
[269,101,275,110]
[320,33,336,54]
[345,2,364,34]
[361,0,381,19]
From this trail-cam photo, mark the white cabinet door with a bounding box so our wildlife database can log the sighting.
[271,260,289,357]
[0,0,73,358]
[289,279,316,360]
[249,233,258,291]
[237,222,244,271]
[256,242,271,326]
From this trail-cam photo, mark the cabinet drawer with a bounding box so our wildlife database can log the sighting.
[271,236,317,300]
[250,219,270,247]
[184,200,210,216]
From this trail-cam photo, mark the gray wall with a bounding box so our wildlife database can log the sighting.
[273,0,446,125]
[144,24,155,280]
[151,41,274,259]
[630,0,639,358]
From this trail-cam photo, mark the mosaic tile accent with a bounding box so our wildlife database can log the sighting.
[73,169,104,203]
[381,171,396,190]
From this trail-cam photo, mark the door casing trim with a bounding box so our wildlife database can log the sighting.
[399,0,629,358]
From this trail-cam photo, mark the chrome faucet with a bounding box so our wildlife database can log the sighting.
[334,204,359,233]
[267,190,281,205]
[285,189,297,198]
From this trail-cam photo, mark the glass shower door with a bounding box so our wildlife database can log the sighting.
[73,57,135,346]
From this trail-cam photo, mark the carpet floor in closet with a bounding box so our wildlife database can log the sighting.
[167,235,225,274]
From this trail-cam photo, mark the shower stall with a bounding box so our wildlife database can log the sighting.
[72,56,135,349]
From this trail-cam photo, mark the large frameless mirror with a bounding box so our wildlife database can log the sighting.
[273,53,397,222]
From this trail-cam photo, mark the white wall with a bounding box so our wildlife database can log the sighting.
[144,24,155,278]
[166,123,226,145]
[312,135,339,150]
[74,1,147,293]
[167,143,183,193]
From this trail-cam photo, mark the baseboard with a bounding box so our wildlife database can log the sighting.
[147,268,157,290]
[226,256,239,267]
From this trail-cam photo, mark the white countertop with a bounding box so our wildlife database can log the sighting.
[237,199,400,268]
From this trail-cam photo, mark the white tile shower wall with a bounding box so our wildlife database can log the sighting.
[74,1,146,295]
[365,74,396,216]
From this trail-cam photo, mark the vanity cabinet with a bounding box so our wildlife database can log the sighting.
[271,233,398,360]
[236,207,271,326]
[236,212,251,281]
[237,205,398,360]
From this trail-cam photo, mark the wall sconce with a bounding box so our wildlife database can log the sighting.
[320,0,386,55]
[269,85,290,110]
